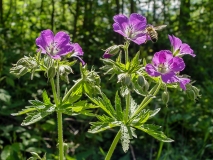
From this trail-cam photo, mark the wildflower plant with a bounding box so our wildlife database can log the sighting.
[10,13,200,160]
[10,29,101,160]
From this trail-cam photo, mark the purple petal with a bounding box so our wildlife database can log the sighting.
[180,43,195,57]
[168,35,182,52]
[168,57,185,72]
[131,34,147,45]
[72,55,85,65]
[113,14,129,32]
[161,72,179,83]
[57,44,73,56]
[103,53,112,58]
[71,43,84,56]
[36,37,48,54]
[113,23,128,38]
[36,29,54,54]
[145,64,161,77]
[179,77,190,90]
[152,50,173,66]
[54,31,71,49]
[129,13,147,31]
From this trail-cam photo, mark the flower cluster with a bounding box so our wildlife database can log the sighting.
[104,13,195,90]
[36,29,85,65]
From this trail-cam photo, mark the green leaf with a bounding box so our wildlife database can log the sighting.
[120,85,130,97]
[135,124,174,142]
[0,89,11,103]
[1,145,11,160]
[42,90,51,105]
[87,94,115,118]
[20,103,56,126]
[89,120,120,133]
[120,124,130,153]
[11,107,37,116]
[149,108,161,119]
[115,91,123,120]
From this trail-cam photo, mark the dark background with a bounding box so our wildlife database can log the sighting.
[0,0,213,159]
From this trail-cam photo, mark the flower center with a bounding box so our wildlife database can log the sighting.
[158,63,169,74]
[126,24,136,38]
[46,42,60,56]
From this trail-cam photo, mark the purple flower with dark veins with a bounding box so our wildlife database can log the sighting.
[113,13,147,45]
[145,50,190,90]
[70,43,85,65]
[168,35,195,57]
[36,29,73,59]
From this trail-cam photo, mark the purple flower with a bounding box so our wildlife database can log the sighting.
[36,29,73,59]
[145,50,189,90]
[168,35,195,57]
[113,13,147,45]
[70,43,85,65]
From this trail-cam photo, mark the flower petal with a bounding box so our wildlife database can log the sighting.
[161,72,179,83]
[129,13,147,31]
[54,31,71,49]
[71,55,85,65]
[152,50,173,66]
[169,35,182,52]
[179,77,190,90]
[113,14,129,32]
[71,43,84,56]
[168,57,185,72]
[180,43,195,57]
[145,64,161,77]
[113,23,128,38]
[57,44,73,56]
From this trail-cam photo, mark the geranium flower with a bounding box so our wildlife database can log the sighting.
[168,35,195,57]
[145,50,189,90]
[36,29,73,59]
[113,13,147,45]
[70,43,85,65]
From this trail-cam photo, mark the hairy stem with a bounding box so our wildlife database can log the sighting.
[105,130,121,160]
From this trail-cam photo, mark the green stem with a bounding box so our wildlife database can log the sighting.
[156,141,163,160]
[105,130,121,160]
[131,81,162,120]
[50,78,59,106]
[62,79,83,102]
[124,41,130,63]
[57,111,64,160]
[125,93,131,124]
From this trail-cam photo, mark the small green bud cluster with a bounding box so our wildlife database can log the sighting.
[10,56,38,78]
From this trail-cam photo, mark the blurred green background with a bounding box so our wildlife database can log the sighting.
[0,0,213,159]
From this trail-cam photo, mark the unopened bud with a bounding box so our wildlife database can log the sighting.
[103,45,120,58]
[122,75,131,87]
[143,80,149,92]
[186,90,196,100]
[162,91,169,104]
[44,56,54,68]
[137,75,145,87]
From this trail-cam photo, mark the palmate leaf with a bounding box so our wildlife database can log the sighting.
[21,104,55,126]
[135,124,174,142]
[89,118,121,133]
[87,93,115,118]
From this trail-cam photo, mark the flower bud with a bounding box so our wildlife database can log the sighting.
[137,75,145,87]
[44,56,54,68]
[186,90,196,100]
[143,79,149,92]
[103,45,120,58]
[121,75,131,87]
[47,66,56,79]
[162,91,169,104]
